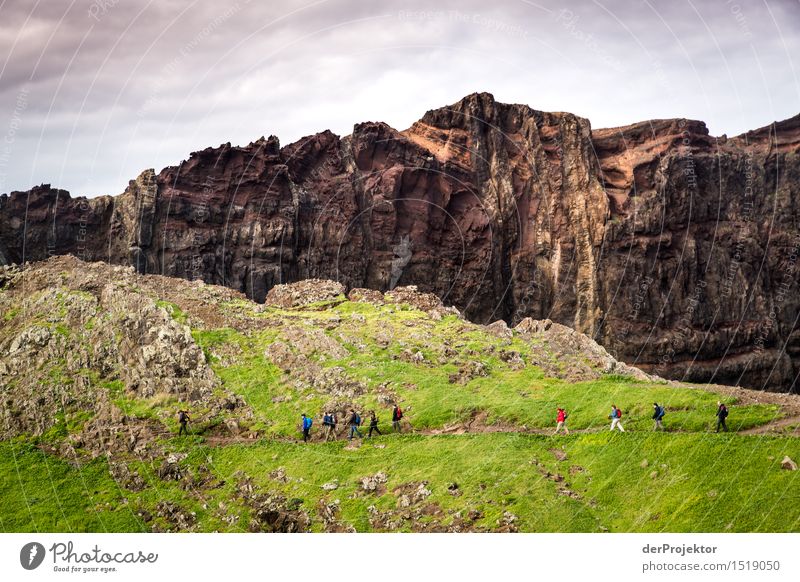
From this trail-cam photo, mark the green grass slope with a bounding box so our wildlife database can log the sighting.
[1,258,799,532]
[3,433,799,532]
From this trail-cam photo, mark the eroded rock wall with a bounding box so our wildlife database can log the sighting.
[2,93,798,391]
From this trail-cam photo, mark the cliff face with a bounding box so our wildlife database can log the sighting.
[593,115,800,390]
[2,93,799,391]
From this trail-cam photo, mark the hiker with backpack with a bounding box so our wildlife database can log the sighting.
[301,413,313,442]
[323,411,336,441]
[348,409,363,440]
[716,401,729,432]
[609,405,625,432]
[392,404,403,432]
[367,410,382,438]
[177,409,191,436]
[330,411,338,439]
[652,402,666,431]
[554,407,569,435]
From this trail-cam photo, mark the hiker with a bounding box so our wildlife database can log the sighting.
[554,407,569,435]
[652,402,666,431]
[368,410,382,438]
[301,413,313,442]
[177,409,191,436]
[323,411,336,441]
[392,404,403,432]
[609,405,625,432]
[348,409,363,440]
[716,401,729,432]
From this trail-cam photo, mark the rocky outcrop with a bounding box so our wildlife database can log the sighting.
[0,255,242,442]
[265,279,345,308]
[1,94,799,391]
[514,318,654,382]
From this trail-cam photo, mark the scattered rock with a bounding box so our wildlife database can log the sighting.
[154,501,197,531]
[485,320,512,340]
[360,472,388,493]
[269,467,289,483]
[497,511,518,533]
[399,349,426,364]
[317,499,354,532]
[157,453,188,481]
[557,486,581,499]
[166,452,188,464]
[236,475,310,532]
[498,349,525,368]
[347,288,384,305]
[449,361,488,384]
[393,481,431,506]
[264,279,345,308]
[384,285,442,313]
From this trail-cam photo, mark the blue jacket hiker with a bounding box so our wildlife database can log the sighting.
[301,413,313,442]
[349,409,363,440]
[652,403,665,431]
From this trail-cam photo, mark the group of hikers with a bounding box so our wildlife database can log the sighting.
[176,400,732,439]
[299,405,405,442]
[174,405,406,440]
[553,401,730,434]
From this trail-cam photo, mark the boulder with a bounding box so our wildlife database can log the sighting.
[265,279,345,308]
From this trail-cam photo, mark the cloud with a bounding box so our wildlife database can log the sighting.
[0,0,798,197]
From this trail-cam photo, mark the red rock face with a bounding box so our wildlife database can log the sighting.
[1,93,798,392]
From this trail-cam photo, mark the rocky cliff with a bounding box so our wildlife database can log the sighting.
[1,93,799,391]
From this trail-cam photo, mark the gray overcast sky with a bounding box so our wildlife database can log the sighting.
[1,0,799,198]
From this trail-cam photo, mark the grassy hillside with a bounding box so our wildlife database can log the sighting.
[3,433,799,533]
[1,257,799,532]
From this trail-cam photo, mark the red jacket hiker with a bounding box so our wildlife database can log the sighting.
[554,408,569,435]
